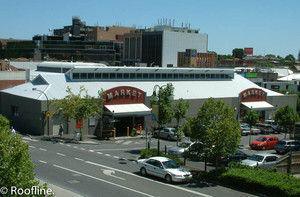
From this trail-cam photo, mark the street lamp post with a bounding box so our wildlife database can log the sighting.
[32,88,50,136]
[151,84,174,155]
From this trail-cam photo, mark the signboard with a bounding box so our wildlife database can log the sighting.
[239,88,267,102]
[104,86,146,105]
[45,111,51,117]
[151,104,159,121]
[246,73,258,78]
[244,48,253,55]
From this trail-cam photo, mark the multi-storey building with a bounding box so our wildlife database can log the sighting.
[123,25,211,67]
[177,49,215,68]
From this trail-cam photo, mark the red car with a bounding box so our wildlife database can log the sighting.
[250,136,279,150]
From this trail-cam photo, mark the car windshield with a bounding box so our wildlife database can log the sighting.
[256,137,268,142]
[277,141,287,145]
[178,142,191,148]
[241,125,249,129]
[248,155,264,162]
[162,160,180,169]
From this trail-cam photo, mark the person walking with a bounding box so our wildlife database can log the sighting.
[10,126,16,135]
[59,123,64,138]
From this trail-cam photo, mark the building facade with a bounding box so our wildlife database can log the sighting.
[0,62,296,137]
[177,49,215,68]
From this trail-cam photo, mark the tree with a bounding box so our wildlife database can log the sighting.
[244,109,259,145]
[173,98,189,145]
[184,98,241,170]
[0,114,50,196]
[273,105,300,139]
[151,83,174,127]
[51,86,105,141]
[285,54,296,64]
[232,48,244,59]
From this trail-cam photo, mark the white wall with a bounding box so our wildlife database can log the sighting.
[162,31,208,67]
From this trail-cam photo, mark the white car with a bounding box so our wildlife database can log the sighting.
[240,153,278,168]
[137,156,192,183]
[168,141,194,157]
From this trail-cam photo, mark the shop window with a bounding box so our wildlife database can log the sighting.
[11,106,19,117]
[271,85,280,89]
[88,116,96,126]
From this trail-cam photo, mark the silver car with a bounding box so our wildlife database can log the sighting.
[153,128,181,141]
[240,153,278,168]
[137,156,192,183]
[168,141,194,157]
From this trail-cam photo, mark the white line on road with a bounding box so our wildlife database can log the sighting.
[56,153,66,157]
[115,140,124,144]
[89,150,94,152]
[22,137,38,142]
[97,152,103,155]
[53,164,154,197]
[105,154,111,157]
[75,158,85,161]
[84,161,212,197]
[123,141,132,145]
[39,148,47,151]
[66,144,71,147]
[39,160,47,164]
[29,146,35,148]
[73,146,78,149]
[80,148,86,150]
[113,156,120,159]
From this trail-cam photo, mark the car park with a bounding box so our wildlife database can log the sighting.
[240,124,251,136]
[250,135,279,150]
[168,141,194,157]
[137,156,192,183]
[240,153,278,168]
[153,128,182,141]
[274,139,300,154]
[254,123,274,134]
[218,150,249,166]
[264,120,282,133]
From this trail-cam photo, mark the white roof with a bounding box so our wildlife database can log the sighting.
[105,104,151,116]
[241,101,275,111]
[1,73,282,102]
[278,73,300,81]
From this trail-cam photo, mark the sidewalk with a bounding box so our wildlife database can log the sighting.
[38,179,82,197]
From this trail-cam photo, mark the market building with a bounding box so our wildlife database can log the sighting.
[0,62,296,137]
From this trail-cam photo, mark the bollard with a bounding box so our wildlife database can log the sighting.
[139,126,142,136]
[114,128,116,139]
[127,127,129,137]
[165,145,167,154]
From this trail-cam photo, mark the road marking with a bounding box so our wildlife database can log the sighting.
[123,141,132,145]
[75,158,84,161]
[59,143,64,145]
[73,146,78,149]
[102,169,125,180]
[39,160,47,164]
[66,144,71,147]
[22,140,29,143]
[113,156,120,159]
[81,148,86,150]
[22,137,38,142]
[39,148,47,151]
[57,153,66,156]
[115,140,124,144]
[29,146,35,148]
[97,152,103,155]
[84,160,212,197]
[105,154,111,157]
[53,164,154,197]
[89,150,94,152]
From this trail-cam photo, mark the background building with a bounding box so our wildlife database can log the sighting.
[177,49,215,68]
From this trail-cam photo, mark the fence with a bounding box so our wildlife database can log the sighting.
[276,151,300,174]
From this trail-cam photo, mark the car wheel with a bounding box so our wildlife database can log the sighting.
[140,167,147,176]
[165,174,172,183]
[167,136,171,141]
[262,146,266,150]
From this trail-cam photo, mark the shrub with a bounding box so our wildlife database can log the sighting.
[140,148,183,165]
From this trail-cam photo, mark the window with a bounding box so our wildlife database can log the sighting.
[155,74,161,79]
[88,73,94,79]
[162,74,167,79]
[173,74,178,79]
[95,73,101,79]
[130,73,135,79]
[124,73,130,79]
[137,73,142,79]
[103,73,109,79]
[81,73,87,79]
[88,116,96,126]
[149,74,155,79]
[117,73,122,79]
[143,73,149,79]
[110,73,116,79]
[168,74,173,79]
[73,73,79,79]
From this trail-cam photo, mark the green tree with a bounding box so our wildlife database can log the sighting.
[173,98,189,145]
[285,54,296,64]
[184,98,241,170]
[151,83,174,127]
[244,109,259,145]
[232,48,244,59]
[274,105,300,139]
[51,86,105,141]
[0,114,50,196]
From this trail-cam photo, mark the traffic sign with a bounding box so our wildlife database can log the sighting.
[46,111,51,117]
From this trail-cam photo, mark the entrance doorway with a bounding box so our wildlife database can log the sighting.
[114,116,144,136]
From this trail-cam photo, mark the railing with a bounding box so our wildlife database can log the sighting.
[276,151,300,174]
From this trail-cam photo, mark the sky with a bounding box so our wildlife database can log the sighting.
[1,0,299,58]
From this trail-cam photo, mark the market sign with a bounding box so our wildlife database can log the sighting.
[240,88,267,102]
[104,86,146,105]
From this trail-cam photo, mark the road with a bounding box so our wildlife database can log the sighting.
[22,134,280,197]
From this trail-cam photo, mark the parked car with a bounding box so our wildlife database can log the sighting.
[254,123,274,134]
[168,141,194,157]
[275,139,300,154]
[241,123,260,135]
[263,120,282,133]
[137,156,192,183]
[250,135,279,150]
[153,128,182,141]
[218,150,249,166]
[240,153,278,168]
[240,124,250,136]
